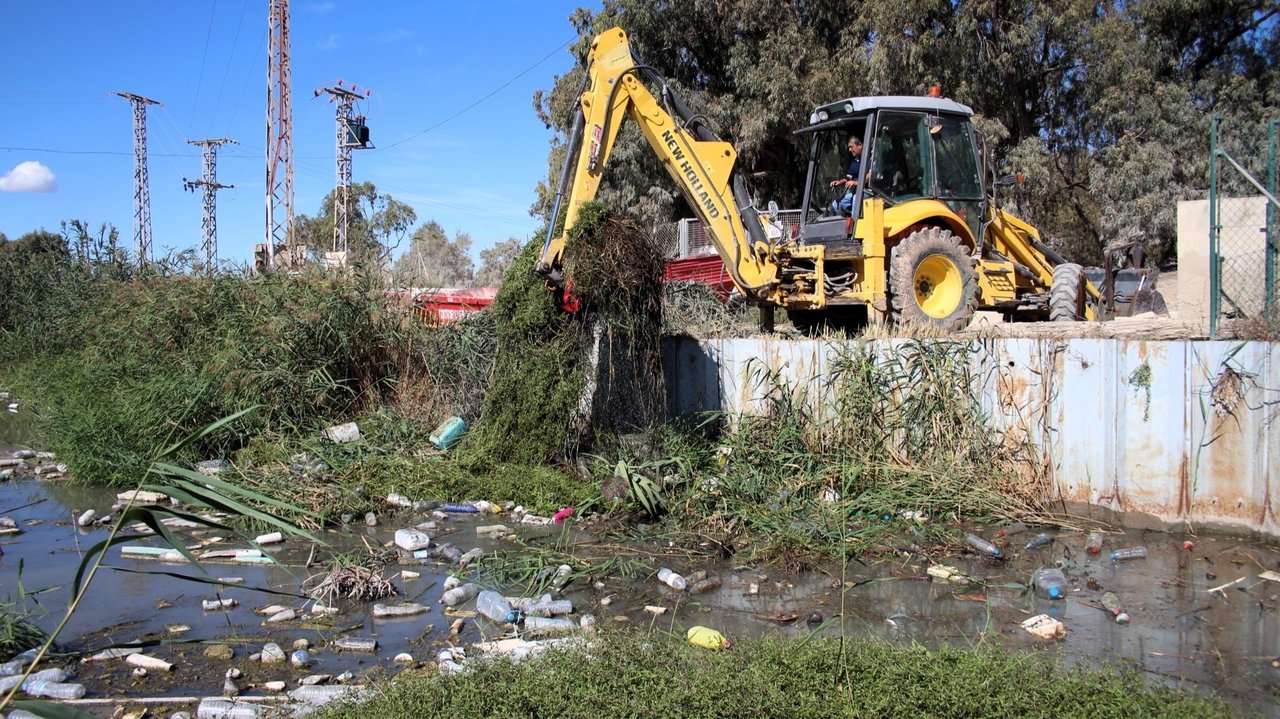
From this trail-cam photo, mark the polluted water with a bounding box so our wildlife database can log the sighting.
[0,420,1277,716]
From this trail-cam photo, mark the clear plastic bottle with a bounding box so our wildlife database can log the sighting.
[196,698,262,719]
[1085,531,1104,555]
[522,616,576,637]
[22,678,86,700]
[456,548,484,568]
[1109,546,1148,561]
[476,590,518,623]
[657,567,687,590]
[1031,567,1068,599]
[523,599,573,617]
[1025,533,1052,549]
[965,533,1002,558]
[441,583,478,606]
[289,684,356,704]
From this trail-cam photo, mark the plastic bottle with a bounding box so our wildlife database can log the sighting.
[332,637,378,652]
[289,684,355,705]
[1109,546,1148,561]
[22,677,86,700]
[996,521,1027,537]
[1025,533,1052,549]
[441,583,479,606]
[552,564,573,590]
[196,698,262,719]
[1085,531,1104,555]
[0,668,66,694]
[523,599,573,617]
[457,548,484,568]
[522,616,576,637]
[1031,567,1068,599]
[657,567,687,590]
[965,533,1002,558]
[476,590,518,623]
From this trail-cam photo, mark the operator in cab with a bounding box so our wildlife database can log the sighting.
[829,133,868,215]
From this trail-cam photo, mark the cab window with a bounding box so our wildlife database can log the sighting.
[869,112,929,201]
[934,115,982,199]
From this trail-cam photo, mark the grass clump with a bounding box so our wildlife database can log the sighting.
[0,607,46,662]
[310,631,1230,719]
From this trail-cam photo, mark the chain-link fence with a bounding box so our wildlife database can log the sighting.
[653,210,805,260]
[1210,117,1279,335]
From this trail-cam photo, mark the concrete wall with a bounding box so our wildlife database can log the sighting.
[664,335,1279,536]
[1177,196,1269,328]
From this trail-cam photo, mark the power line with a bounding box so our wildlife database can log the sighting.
[372,37,573,153]
[189,0,219,135]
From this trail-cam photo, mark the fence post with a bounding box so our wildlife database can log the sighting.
[1268,119,1277,313]
[1209,115,1221,337]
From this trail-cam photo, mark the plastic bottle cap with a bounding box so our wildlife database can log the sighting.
[1048,587,1061,599]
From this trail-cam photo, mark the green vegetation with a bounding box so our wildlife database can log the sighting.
[311,631,1230,719]
[464,202,665,467]
[0,607,45,663]
[596,340,1048,567]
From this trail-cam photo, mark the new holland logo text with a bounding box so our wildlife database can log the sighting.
[662,130,719,218]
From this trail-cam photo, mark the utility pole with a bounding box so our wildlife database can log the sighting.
[316,82,372,264]
[183,138,237,272]
[263,0,296,269]
[114,92,162,264]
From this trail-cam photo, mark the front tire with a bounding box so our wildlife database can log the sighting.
[1049,263,1086,321]
[889,227,977,331]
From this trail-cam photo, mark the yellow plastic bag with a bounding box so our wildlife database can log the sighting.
[687,625,729,650]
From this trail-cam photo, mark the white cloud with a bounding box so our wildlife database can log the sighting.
[319,33,340,51]
[0,161,56,193]
[305,2,335,14]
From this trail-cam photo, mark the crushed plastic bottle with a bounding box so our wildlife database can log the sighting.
[1085,531,1104,555]
[441,583,479,607]
[331,637,378,652]
[523,599,573,617]
[522,616,576,637]
[456,548,484,568]
[965,533,1002,558]
[657,567,687,590]
[1109,546,1148,561]
[1025,533,1052,549]
[476,590,518,624]
[22,677,86,699]
[1031,567,1068,599]
[1100,592,1130,624]
[196,699,262,719]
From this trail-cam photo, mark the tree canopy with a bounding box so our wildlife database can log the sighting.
[536,0,1278,266]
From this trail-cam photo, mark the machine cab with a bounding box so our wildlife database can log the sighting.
[798,96,986,245]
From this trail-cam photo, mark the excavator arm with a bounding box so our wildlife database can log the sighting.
[535,27,777,299]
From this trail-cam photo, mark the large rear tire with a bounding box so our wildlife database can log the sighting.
[889,227,977,331]
[1050,263,1086,321]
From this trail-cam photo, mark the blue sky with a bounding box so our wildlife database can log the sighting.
[0,1,598,265]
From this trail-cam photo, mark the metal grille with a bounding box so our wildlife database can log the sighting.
[1209,117,1279,335]
[654,210,805,260]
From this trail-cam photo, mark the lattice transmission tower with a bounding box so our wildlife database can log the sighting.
[264,0,297,268]
[114,92,162,264]
[316,83,372,261]
[183,138,237,271]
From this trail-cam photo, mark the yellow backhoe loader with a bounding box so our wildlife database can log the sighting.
[536,27,1097,331]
